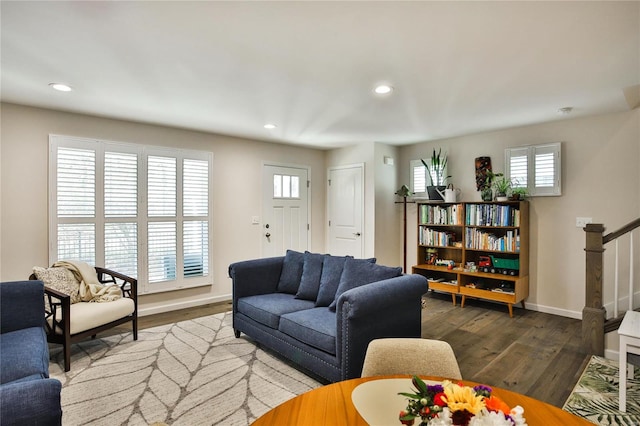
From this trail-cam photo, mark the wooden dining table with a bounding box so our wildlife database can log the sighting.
[252,375,593,425]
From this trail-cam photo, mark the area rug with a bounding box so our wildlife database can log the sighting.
[563,355,640,425]
[48,312,321,425]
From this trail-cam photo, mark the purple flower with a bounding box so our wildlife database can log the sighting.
[473,385,492,397]
[426,384,444,394]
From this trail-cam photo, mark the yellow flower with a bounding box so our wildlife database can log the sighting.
[441,381,485,415]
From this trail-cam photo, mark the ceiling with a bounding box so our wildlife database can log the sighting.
[2,1,639,149]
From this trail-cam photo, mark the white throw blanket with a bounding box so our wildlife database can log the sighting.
[52,260,122,303]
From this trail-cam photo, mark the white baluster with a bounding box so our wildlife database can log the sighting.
[614,239,619,319]
[629,232,634,312]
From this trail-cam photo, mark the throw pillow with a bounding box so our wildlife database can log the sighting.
[276,250,305,294]
[295,252,326,301]
[315,255,352,307]
[328,258,402,311]
[33,266,81,304]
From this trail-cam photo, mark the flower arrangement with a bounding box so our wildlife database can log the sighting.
[398,376,527,426]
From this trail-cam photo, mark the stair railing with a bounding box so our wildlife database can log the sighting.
[582,218,640,355]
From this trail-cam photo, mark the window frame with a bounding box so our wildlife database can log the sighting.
[505,142,562,197]
[49,135,214,294]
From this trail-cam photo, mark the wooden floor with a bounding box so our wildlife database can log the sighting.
[421,291,590,408]
[120,293,588,408]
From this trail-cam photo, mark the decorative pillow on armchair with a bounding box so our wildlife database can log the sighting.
[33,266,81,304]
[328,258,402,311]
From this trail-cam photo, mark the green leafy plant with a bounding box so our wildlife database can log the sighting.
[421,148,450,186]
[492,174,512,196]
[510,186,528,200]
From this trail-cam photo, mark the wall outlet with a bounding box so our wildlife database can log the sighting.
[576,217,593,228]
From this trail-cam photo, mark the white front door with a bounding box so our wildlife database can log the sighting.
[262,164,309,257]
[327,164,364,258]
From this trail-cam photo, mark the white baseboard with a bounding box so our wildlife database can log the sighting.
[522,302,582,319]
[138,294,232,317]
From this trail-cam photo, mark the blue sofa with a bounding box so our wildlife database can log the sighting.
[0,281,62,426]
[229,251,428,382]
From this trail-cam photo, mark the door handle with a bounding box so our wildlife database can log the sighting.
[265,233,271,238]
[354,232,361,237]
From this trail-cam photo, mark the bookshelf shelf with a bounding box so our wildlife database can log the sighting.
[412,201,529,317]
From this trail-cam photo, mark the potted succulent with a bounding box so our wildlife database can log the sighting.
[421,148,450,201]
[492,174,512,201]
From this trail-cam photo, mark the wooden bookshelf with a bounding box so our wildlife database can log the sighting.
[412,201,529,317]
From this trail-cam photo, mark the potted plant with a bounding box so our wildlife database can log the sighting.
[493,174,512,201]
[480,171,499,201]
[421,148,450,201]
[510,186,528,201]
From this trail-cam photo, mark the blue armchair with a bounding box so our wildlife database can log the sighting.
[0,280,62,426]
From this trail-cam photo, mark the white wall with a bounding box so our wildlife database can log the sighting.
[0,103,327,314]
[373,143,403,269]
[400,109,640,318]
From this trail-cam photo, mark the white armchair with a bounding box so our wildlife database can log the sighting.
[30,266,137,371]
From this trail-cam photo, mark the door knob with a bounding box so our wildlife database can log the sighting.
[265,233,271,238]
[354,232,361,237]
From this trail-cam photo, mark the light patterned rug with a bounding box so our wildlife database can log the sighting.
[563,355,640,425]
[48,312,321,425]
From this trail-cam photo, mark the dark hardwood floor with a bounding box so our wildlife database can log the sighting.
[421,291,590,408]
[116,293,588,408]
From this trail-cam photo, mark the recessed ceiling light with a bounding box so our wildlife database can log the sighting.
[49,83,73,92]
[263,123,277,129]
[374,84,393,95]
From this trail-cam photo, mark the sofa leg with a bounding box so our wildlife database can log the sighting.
[234,329,240,338]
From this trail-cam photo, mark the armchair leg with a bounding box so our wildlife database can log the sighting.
[234,329,240,338]
[132,318,138,341]
[63,343,71,372]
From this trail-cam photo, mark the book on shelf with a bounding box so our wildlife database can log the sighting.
[465,203,521,227]
[465,228,519,252]
[419,227,458,247]
[419,203,463,225]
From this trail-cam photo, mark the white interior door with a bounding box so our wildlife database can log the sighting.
[327,164,364,257]
[262,164,309,257]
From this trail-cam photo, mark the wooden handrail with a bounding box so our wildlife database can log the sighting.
[583,218,640,355]
[603,218,640,244]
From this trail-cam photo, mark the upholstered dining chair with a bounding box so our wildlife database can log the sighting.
[361,338,462,380]
[29,266,137,372]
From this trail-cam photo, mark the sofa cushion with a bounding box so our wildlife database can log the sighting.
[48,298,135,335]
[276,250,305,294]
[279,308,337,355]
[315,255,351,307]
[295,252,326,301]
[329,258,402,311]
[237,293,315,330]
[0,327,49,384]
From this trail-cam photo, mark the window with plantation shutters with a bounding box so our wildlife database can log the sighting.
[410,159,428,197]
[505,142,561,196]
[49,135,213,294]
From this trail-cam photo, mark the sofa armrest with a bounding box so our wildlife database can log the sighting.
[0,378,62,426]
[0,281,45,334]
[335,274,428,380]
[229,256,284,310]
[337,274,427,319]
